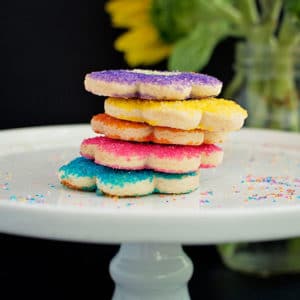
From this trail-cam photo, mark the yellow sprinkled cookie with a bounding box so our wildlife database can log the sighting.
[104,97,248,131]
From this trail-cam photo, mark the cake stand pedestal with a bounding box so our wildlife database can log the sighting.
[1,125,300,300]
[110,243,192,300]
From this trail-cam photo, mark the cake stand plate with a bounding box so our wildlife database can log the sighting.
[0,125,300,300]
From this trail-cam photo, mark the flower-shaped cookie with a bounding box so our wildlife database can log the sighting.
[80,136,223,173]
[59,157,200,196]
[84,69,222,100]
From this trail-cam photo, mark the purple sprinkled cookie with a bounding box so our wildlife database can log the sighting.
[84,69,222,100]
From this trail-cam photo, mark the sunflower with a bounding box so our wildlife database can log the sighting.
[105,0,237,71]
[105,0,172,66]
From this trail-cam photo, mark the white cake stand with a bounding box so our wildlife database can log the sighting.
[1,125,300,300]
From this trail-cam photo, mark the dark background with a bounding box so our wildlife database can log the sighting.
[0,0,235,130]
[1,1,300,299]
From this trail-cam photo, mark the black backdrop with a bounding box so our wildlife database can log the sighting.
[3,1,300,299]
[1,0,235,130]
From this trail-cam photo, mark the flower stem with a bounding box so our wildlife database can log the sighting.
[238,0,260,24]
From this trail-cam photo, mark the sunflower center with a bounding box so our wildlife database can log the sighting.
[150,0,202,43]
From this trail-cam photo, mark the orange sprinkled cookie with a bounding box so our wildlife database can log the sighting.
[91,114,228,145]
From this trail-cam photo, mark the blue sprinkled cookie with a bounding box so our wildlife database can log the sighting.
[84,69,222,100]
[58,157,200,196]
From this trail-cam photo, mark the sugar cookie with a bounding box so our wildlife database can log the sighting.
[80,136,223,173]
[105,97,248,131]
[91,114,228,145]
[84,69,222,100]
[58,157,200,196]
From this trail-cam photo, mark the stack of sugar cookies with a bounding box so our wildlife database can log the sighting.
[58,69,247,197]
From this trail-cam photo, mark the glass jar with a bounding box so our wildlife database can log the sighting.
[226,42,299,130]
[218,42,300,276]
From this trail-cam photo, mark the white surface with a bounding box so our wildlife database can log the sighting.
[0,124,300,244]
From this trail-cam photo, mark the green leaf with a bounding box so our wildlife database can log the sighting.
[151,0,234,43]
[151,0,198,43]
[285,0,300,18]
[284,1,300,33]
[168,23,228,71]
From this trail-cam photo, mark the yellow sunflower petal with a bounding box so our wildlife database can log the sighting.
[106,0,173,66]
[106,0,150,12]
[115,25,163,51]
[115,25,172,66]
[106,0,151,28]
[124,46,172,66]
[109,12,150,28]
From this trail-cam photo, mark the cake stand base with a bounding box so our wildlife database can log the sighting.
[110,243,193,300]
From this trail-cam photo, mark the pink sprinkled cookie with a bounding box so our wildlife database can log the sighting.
[84,69,222,100]
[91,114,228,145]
[80,136,223,173]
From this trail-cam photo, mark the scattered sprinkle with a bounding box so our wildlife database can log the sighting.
[239,175,300,203]
[48,184,56,189]
[9,195,17,201]
[0,183,9,190]
[199,199,211,205]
